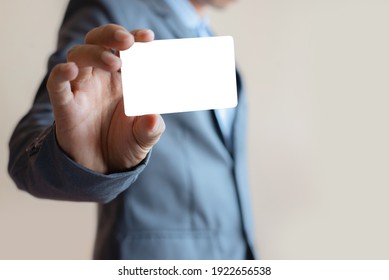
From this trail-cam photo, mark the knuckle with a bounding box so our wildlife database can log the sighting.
[47,65,60,87]
[46,68,61,94]
[105,23,119,31]
[66,44,82,61]
[85,26,99,42]
[46,77,54,92]
[85,24,119,44]
[103,24,118,40]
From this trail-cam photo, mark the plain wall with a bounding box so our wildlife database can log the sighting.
[1,0,389,259]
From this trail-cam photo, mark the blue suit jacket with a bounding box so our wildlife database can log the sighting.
[8,0,255,259]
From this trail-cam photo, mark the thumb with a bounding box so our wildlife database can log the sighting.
[133,114,165,150]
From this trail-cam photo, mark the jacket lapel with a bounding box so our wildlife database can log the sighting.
[144,0,197,39]
[144,0,238,153]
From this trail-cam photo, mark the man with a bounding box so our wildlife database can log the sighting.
[8,0,255,259]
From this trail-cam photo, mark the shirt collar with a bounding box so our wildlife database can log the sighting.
[164,0,209,31]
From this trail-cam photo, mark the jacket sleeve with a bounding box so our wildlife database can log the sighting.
[8,0,149,203]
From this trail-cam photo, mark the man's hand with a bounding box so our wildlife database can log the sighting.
[47,24,165,174]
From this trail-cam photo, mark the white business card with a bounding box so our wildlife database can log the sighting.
[120,36,237,116]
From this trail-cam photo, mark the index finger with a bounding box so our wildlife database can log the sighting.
[130,29,155,42]
[85,24,135,50]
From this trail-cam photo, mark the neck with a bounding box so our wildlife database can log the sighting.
[189,0,207,17]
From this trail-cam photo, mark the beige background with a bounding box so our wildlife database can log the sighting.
[1,0,389,259]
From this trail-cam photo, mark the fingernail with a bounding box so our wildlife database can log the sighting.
[60,62,77,74]
[135,29,151,38]
[152,115,165,134]
[115,29,129,42]
[101,51,117,66]
[60,63,72,72]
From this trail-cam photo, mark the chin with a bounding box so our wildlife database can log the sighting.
[213,0,236,8]
[199,0,236,9]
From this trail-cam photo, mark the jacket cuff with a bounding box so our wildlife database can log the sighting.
[28,125,150,203]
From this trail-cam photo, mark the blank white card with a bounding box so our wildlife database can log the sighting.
[120,36,237,116]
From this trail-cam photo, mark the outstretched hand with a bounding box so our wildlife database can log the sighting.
[47,24,165,174]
